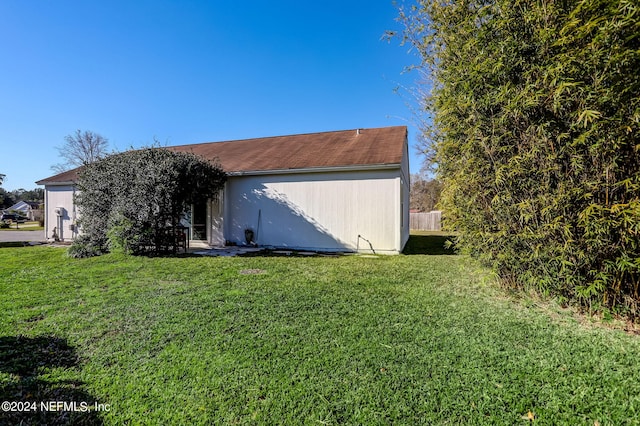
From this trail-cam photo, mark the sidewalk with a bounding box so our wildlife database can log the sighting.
[0,230,46,243]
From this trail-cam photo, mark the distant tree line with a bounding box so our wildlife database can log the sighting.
[398,0,640,318]
[410,174,442,212]
[0,186,44,209]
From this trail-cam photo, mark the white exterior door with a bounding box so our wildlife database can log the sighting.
[210,190,224,246]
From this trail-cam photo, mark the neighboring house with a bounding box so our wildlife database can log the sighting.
[36,126,410,254]
[5,200,39,220]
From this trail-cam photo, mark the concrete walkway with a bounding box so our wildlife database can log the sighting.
[0,230,46,243]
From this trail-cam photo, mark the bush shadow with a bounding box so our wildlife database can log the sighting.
[0,335,103,425]
[402,234,457,255]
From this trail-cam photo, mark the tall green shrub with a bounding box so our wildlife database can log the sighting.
[72,148,226,256]
[399,0,640,316]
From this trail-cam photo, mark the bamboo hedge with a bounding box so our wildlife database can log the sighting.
[399,0,640,317]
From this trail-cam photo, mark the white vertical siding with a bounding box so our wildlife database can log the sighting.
[210,190,225,246]
[44,185,78,241]
[400,137,410,251]
[225,169,403,253]
[40,164,408,252]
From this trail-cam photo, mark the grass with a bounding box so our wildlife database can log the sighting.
[0,221,43,231]
[403,231,457,255]
[1,247,639,424]
[0,242,34,248]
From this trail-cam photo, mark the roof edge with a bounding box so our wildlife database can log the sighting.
[36,167,81,186]
[168,125,407,150]
[228,163,401,176]
[36,181,76,186]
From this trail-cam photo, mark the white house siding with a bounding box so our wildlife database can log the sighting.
[44,185,78,242]
[400,141,411,250]
[224,169,404,253]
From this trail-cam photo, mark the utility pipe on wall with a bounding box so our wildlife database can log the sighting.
[357,234,376,254]
[255,209,261,245]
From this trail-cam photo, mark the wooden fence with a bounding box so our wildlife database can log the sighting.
[410,211,442,231]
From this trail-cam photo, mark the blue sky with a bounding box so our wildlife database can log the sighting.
[0,0,423,191]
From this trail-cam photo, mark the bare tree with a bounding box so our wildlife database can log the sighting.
[51,130,109,173]
[410,173,442,212]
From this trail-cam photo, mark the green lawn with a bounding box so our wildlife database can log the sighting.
[1,247,639,425]
[403,232,457,255]
[0,221,43,231]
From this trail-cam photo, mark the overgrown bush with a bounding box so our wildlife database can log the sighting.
[67,235,103,258]
[398,0,640,317]
[71,148,226,256]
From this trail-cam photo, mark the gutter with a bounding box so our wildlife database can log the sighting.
[228,163,401,177]
[35,181,76,186]
[36,163,402,183]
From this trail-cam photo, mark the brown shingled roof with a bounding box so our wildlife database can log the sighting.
[35,168,81,185]
[36,126,407,184]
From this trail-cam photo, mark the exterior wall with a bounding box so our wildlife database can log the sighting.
[224,169,403,253]
[40,163,410,252]
[399,137,411,251]
[44,185,78,242]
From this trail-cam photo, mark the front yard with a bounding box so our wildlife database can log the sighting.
[0,221,43,231]
[1,247,639,424]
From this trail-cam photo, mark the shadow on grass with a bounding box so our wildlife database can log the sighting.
[142,252,204,258]
[0,242,32,248]
[403,234,457,255]
[0,335,103,425]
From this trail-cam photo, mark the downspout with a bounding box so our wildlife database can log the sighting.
[256,209,261,246]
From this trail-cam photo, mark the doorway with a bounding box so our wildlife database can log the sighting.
[191,201,208,242]
[190,189,224,245]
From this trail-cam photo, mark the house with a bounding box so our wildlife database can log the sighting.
[36,126,410,253]
[5,200,40,220]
